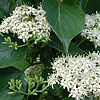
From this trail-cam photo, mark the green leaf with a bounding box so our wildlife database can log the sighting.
[40,47,55,67]
[29,0,41,7]
[62,97,73,100]
[63,0,81,5]
[42,68,52,80]
[12,60,30,71]
[0,67,27,100]
[0,0,27,18]
[81,0,88,10]
[49,32,84,54]
[85,0,100,14]
[63,0,88,10]
[49,32,64,53]
[0,37,27,71]
[49,84,63,98]
[43,0,85,52]
[45,94,59,100]
[69,43,84,54]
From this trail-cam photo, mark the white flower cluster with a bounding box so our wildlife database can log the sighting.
[0,5,51,42]
[48,52,100,100]
[81,12,100,48]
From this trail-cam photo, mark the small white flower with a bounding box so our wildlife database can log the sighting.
[0,5,51,43]
[48,52,100,99]
[81,11,100,48]
[48,74,59,88]
[18,32,32,42]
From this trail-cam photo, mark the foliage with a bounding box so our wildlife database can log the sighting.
[0,0,100,100]
[8,76,48,100]
[0,67,27,100]
[43,0,85,52]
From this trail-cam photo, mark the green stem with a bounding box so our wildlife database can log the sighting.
[3,36,35,49]
[27,42,32,63]
[15,90,30,99]
[18,37,34,48]
[37,86,48,93]
[14,90,27,95]
[29,42,35,48]
[77,38,86,46]
[27,43,30,58]
[26,95,29,100]
[35,83,39,90]
[17,43,28,48]
[26,81,30,100]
